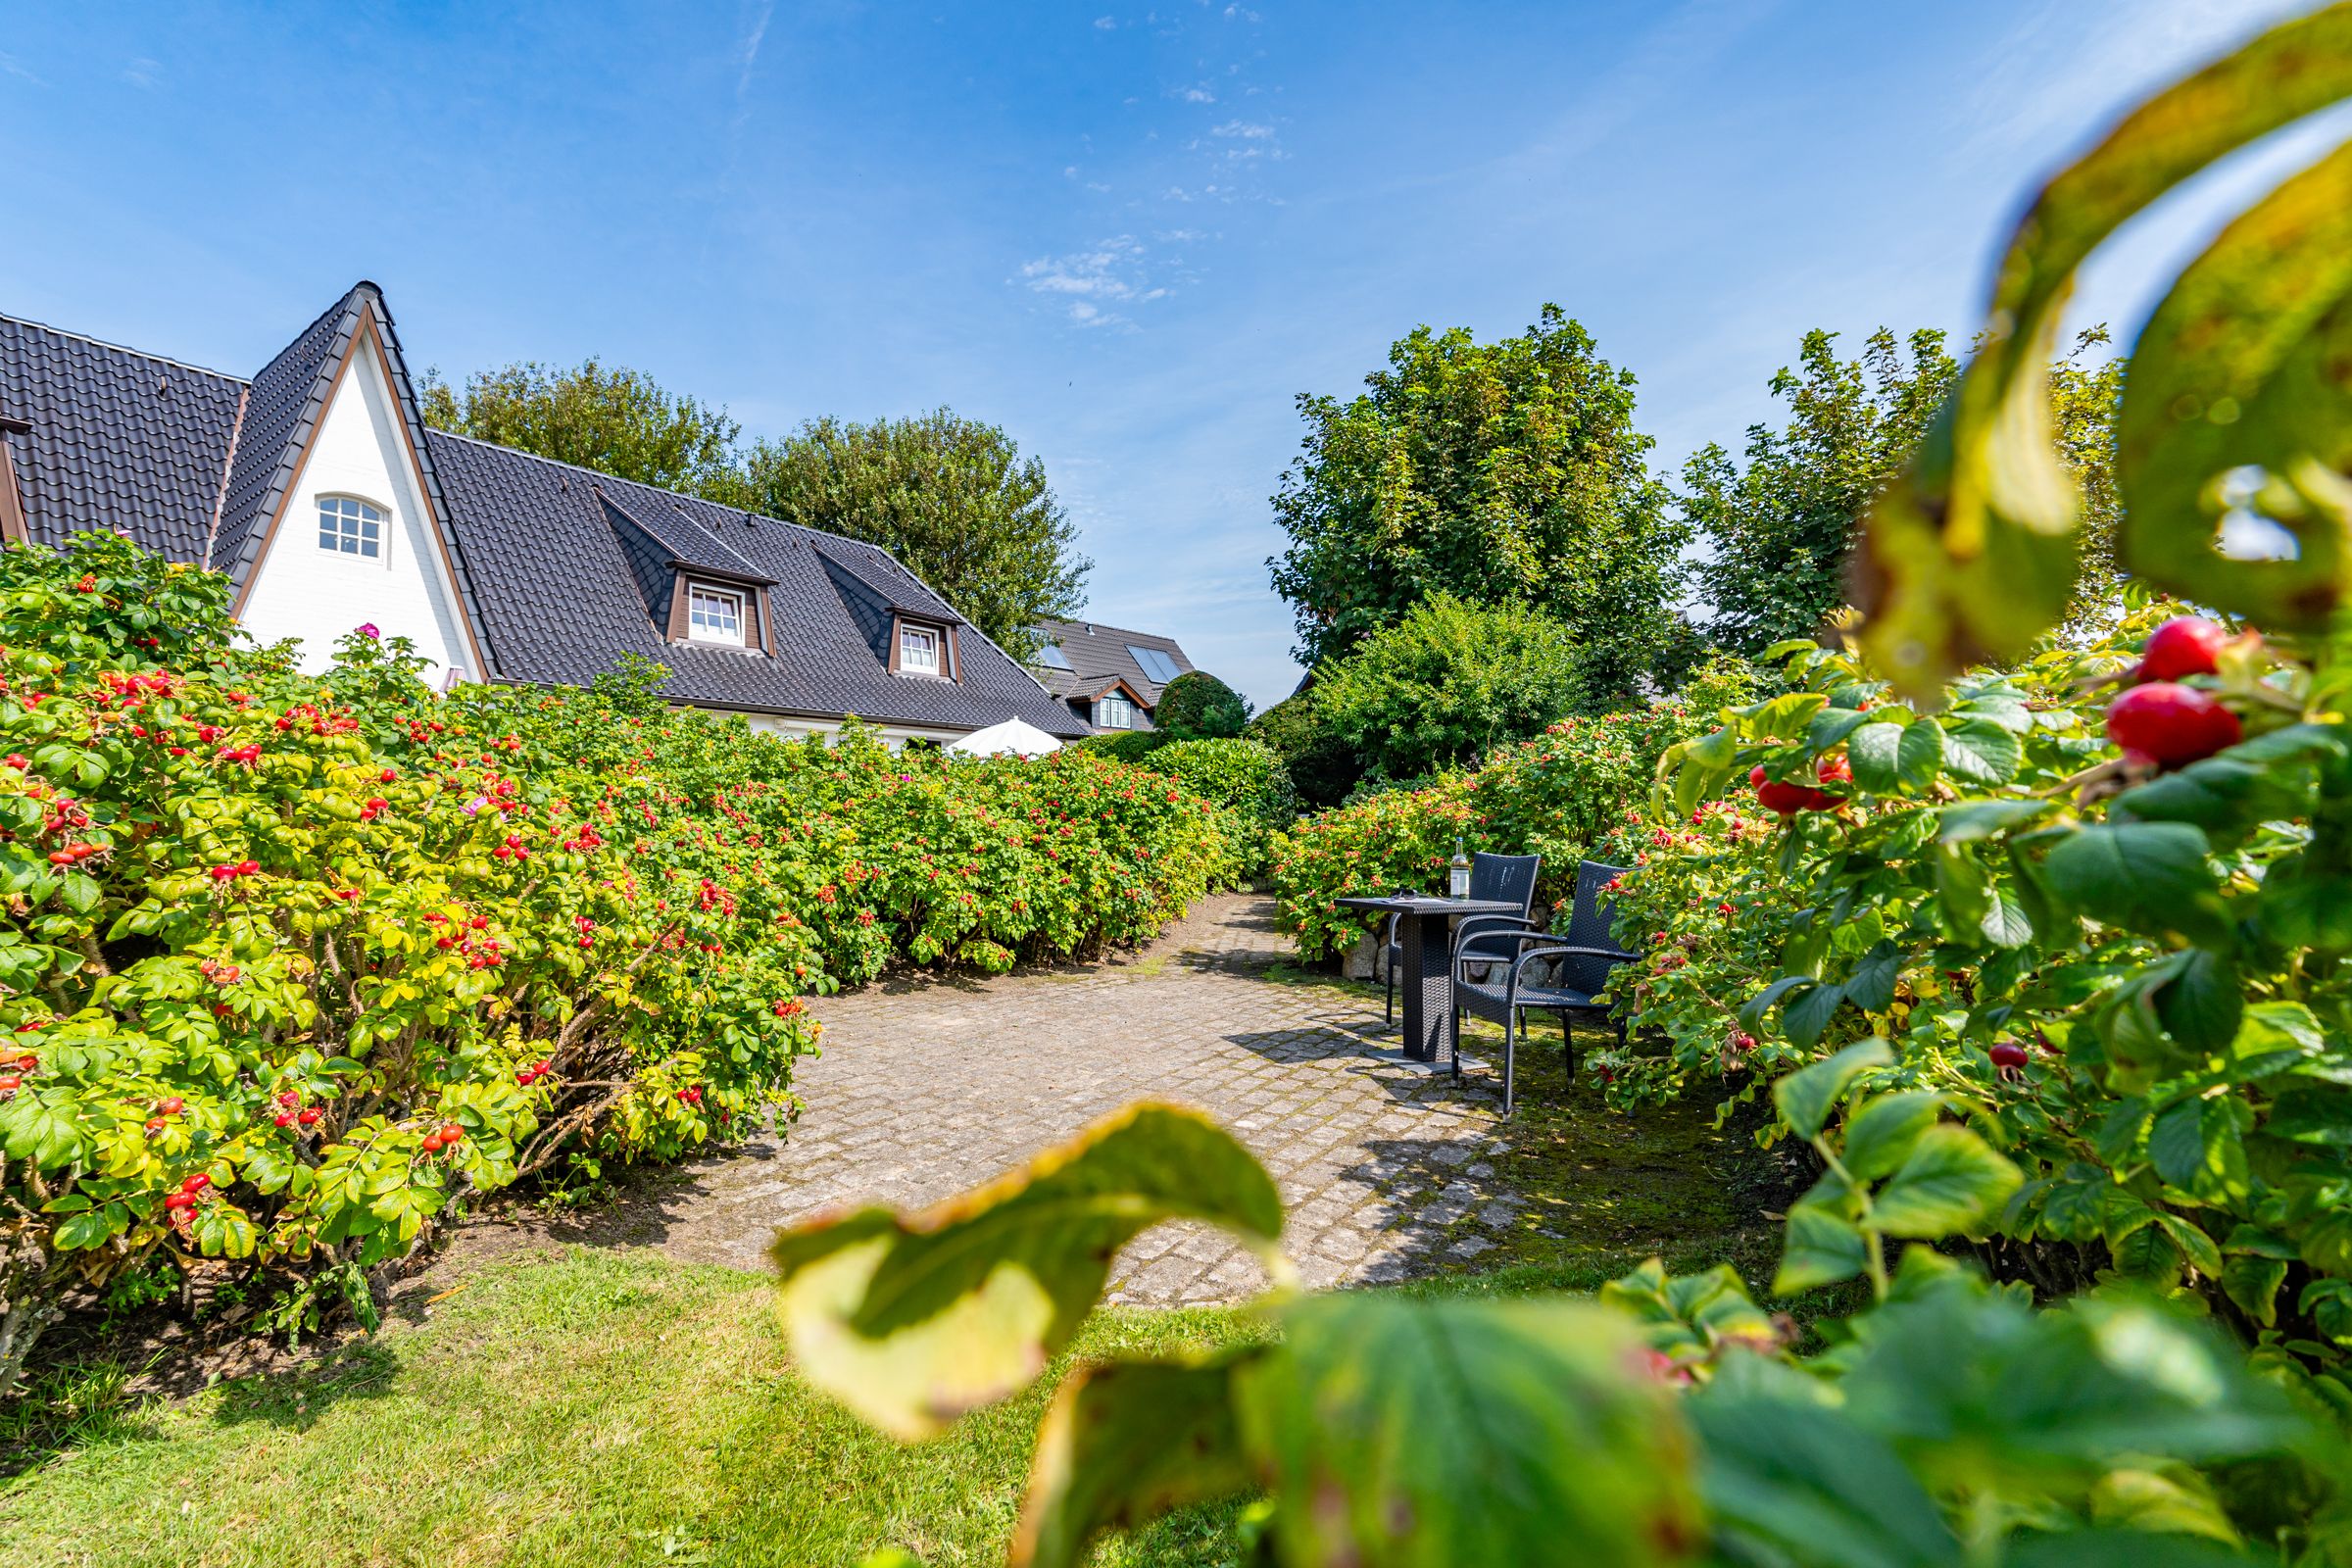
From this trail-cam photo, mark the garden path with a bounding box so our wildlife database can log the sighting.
[643,893,1526,1303]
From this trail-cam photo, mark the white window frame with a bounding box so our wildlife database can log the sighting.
[317,495,385,561]
[1097,694,1135,730]
[899,622,943,676]
[685,581,749,646]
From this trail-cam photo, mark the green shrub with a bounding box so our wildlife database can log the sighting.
[0,535,1229,1384]
[1077,729,1167,765]
[1269,671,1748,961]
[1152,670,1250,740]
[1142,738,1298,877]
[1315,592,1587,784]
[1245,686,1362,810]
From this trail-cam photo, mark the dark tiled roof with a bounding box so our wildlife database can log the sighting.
[425,432,1089,735]
[1032,616,1197,706]
[0,315,246,560]
[0,285,1088,740]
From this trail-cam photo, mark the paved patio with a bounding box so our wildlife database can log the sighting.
[646,893,1530,1302]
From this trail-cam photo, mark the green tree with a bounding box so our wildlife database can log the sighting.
[1152,670,1250,740]
[1686,327,2124,656]
[418,360,755,507]
[1266,306,1687,701]
[742,412,1090,661]
[1245,686,1362,811]
[1683,329,1960,658]
[1314,592,1586,783]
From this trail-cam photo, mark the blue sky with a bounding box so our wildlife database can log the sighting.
[0,1,2335,708]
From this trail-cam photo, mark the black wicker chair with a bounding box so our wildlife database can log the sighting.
[1449,859,1635,1113]
[1380,853,1542,1026]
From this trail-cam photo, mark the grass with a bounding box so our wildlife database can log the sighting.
[0,1248,1269,1568]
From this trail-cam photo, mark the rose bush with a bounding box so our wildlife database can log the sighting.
[0,535,1229,1387]
[1267,655,1754,961]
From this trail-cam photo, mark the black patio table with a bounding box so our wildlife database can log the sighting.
[1335,895,1525,1066]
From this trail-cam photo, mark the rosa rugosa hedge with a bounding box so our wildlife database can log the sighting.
[1139,737,1298,878]
[0,535,1228,1388]
[1267,656,1754,961]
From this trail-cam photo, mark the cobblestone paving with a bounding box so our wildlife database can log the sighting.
[650,894,1523,1303]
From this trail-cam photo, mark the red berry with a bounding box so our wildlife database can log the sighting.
[438,1122,463,1144]
[1815,753,1852,788]
[2105,683,2242,768]
[180,1172,210,1194]
[0,1075,18,1093]
[238,858,259,875]
[157,1097,183,1116]
[1755,780,1827,815]
[274,1110,296,1127]
[2136,616,2232,682]
[163,1191,195,1211]
[298,1107,321,1127]
[1989,1042,2029,1069]
[1747,764,1769,789]
[422,1134,444,1153]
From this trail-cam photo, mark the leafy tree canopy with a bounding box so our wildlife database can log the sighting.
[1686,326,2123,657]
[1266,306,1688,702]
[419,359,755,507]
[1245,686,1362,811]
[1152,670,1250,740]
[743,411,1090,661]
[1314,591,1586,784]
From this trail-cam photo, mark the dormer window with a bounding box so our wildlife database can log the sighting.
[1098,694,1135,729]
[686,581,748,646]
[899,622,942,676]
[318,496,383,558]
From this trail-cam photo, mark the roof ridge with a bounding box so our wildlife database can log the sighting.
[1037,615,1174,644]
[0,312,252,385]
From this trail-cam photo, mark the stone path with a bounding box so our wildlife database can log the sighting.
[645,894,1524,1302]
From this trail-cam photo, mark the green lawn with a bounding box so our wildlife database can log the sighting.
[0,995,1803,1568]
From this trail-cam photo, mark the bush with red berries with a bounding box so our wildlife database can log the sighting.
[1607,593,2352,1412]
[0,534,1227,1389]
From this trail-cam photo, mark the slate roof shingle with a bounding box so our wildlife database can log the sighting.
[0,286,1090,741]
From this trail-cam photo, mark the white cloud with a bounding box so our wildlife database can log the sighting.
[1017,234,1176,325]
[1210,120,1272,138]
[1175,84,1215,103]
[1094,14,1116,28]
[122,57,159,89]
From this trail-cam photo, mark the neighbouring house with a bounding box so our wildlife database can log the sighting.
[0,282,1091,750]
[1025,616,1197,734]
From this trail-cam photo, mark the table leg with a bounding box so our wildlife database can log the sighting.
[1399,910,1453,1064]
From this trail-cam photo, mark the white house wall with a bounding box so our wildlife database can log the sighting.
[239,343,476,685]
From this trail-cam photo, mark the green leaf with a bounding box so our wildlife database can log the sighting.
[1856,2,2352,696]
[2155,1212,2226,1279]
[770,1102,1283,1440]
[1980,887,2034,949]
[1841,1093,1944,1183]
[51,1205,119,1250]
[1782,981,1847,1050]
[1936,798,2057,843]
[2151,948,2242,1056]
[2118,134,2352,629]
[1939,721,2021,786]
[1894,720,1945,789]
[2221,1254,2290,1328]
[1014,1351,1260,1568]
[1846,720,1908,795]
[1775,1204,1869,1296]
[1774,1038,1893,1140]
[58,872,99,915]
[1805,707,1875,751]
[1689,1393,1960,1568]
[2040,823,2230,948]
[1870,1126,2022,1240]
[1233,1293,1702,1568]
[2004,1531,2257,1568]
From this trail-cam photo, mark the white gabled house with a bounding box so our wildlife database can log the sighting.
[0,282,1087,750]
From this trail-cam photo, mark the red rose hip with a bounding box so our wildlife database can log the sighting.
[2136,616,2232,682]
[2105,683,2241,768]
[1988,1042,2030,1069]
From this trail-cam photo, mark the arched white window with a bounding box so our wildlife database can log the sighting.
[318,496,384,558]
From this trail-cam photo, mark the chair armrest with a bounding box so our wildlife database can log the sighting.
[1452,914,1539,959]
[1453,929,1570,979]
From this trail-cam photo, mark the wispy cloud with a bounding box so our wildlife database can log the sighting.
[0,51,45,86]
[1209,120,1273,138]
[1016,235,1173,326]
[1173,83,1216,104]
[734,0,774,107]
[122,57,159,89]
[1094,15,1117,29]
